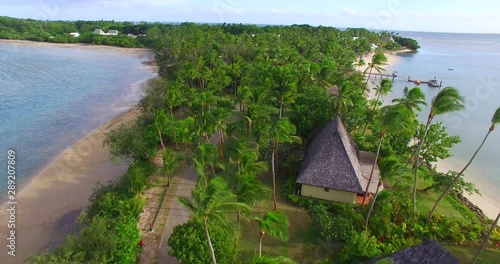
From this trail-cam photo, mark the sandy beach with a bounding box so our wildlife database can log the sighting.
[362,49,411,99]
[0,106,141,262]
[0,40,157,263]
[0,39,154,58]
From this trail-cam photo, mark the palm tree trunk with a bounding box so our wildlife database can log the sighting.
[259,231,264,258]
[362,93,382,134]
[413,116,433,213]
[362,130,384,206]
[472,212,500,264]
[219,130,225,162]
[204,218,217,264]
[170,106,179,150]
[158,131,166,151]
[365,66,374,84]
[365,181,382,231]
[272,147,278,211]
[279,96,284,119]
[428,128,493,222]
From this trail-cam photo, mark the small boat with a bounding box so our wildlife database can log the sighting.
[428,79,440,87]
[448,68,454,71]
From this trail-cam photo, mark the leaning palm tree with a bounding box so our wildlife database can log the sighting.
[179,177,250,264]
[362,105,414,205]
[392,86,427,114]
[362,78,393,134]
[364,53,387,83]
[269,118,302,211]
[152,109,168,151]
[471,212,500,264]
[331,80,355,116]
[255,211,290,258]
[412,87,465,213]
[428,107,500,222]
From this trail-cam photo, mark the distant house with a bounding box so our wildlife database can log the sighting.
[106,29,119,36]
[296,117,381,204]
[69,32,80,38]
[371,43,379,51]
[127,33,137,38]
[93,29,105,35]
[352,37,359,41]
[363,240,460,264]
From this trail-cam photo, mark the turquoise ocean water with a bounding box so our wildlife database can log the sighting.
[0,43,155,201]
[383,32,500,219]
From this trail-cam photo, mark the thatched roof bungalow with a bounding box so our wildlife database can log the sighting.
[296,117,381,204]
[363,240,460,264]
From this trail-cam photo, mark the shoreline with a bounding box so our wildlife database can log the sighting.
[0,106,140,262]
[0,40,158,263]
[0,39,154,58]
[362,48,498,223]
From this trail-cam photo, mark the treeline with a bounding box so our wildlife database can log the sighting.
[24,21,494,264]
[393,35,420,50]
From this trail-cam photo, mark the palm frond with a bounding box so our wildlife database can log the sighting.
[431,87,465,116]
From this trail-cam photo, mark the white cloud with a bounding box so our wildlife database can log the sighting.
[341,8,357,16]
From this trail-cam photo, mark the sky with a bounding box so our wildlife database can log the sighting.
[1,0,500,33]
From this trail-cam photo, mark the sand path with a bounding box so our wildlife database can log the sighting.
[157,133,220,264]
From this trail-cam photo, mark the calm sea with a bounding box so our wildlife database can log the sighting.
[0,44,155,201]
[384,31,500,219]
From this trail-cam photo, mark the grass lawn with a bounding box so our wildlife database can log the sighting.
[446,245,500,264]
[237,173,340,263]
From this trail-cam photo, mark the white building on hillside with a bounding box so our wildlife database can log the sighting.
[93,29,105,35]
[69,32,80,37]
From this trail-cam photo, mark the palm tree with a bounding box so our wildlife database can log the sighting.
[428,107,500,222]
[362,105,414,205]
[392,86,427,114]
[165,82,187,150]
[362,78,393,134]
[270,65,298,119]
[152,109,168,151]
[250,256,298,264]
[357,58,366,72]
[331,80,355,116]
[269,119,302,210]
[255,211,290,257]
[364,53,387,83]
[213,107,232,162]
[412,87,465,213]
[365,180,382,231]
[471,212,500,264]
[179,177,250,264]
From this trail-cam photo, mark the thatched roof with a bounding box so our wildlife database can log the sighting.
[363,240,460,264]
[297,117,381,194]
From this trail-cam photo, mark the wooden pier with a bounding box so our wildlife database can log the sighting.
[368,72,398,81]
[407,76,443,87]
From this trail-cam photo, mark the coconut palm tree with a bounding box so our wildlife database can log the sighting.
[331,80,355,116]
[255,211,290,257]
[362,78,393,134]
[428,107,500,222]
[179,177,250,264]
[213,107,232,162]
[392,86,427,114]
[269,118,302,210]
[472,212,500,264]
[250,256,298,264]
[165,82,187,149]
[365,180,382,231]
[362,105,414,205]
[412,87,465,213]
[364,53,387,83]
[152,109,168,151]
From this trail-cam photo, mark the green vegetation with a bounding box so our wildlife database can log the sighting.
[19,18,498,263]
[392,35,421,50]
